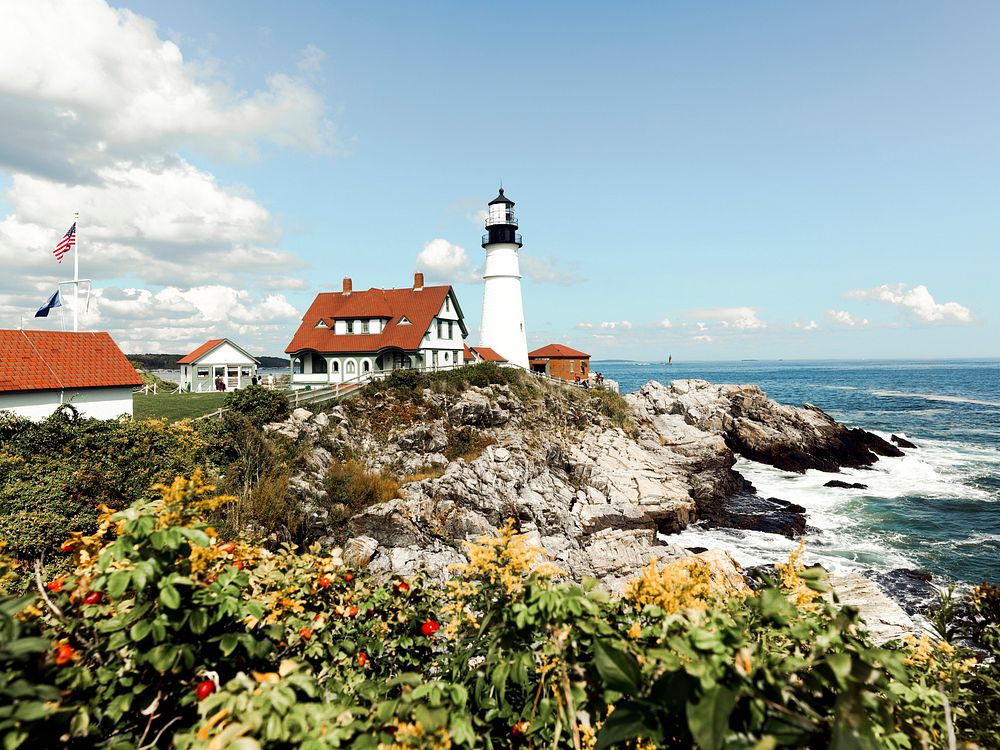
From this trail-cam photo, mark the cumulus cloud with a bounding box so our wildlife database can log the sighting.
[0,0,335,181]
[685,306,767,330]
[415,238,482,284]
[827,310,868,327]
[846,283,973,324]
[658,318,673,328]
[793,320,819,331]
[692,334,714,343]
[297,44,326,74]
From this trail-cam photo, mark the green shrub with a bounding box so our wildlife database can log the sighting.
[224,385,290,427]
[2,490,996,750]
[444,426,495,461]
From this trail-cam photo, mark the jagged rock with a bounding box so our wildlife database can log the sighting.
[693,549,750,593]
[698,494,807,538]
[866,568,938,617]
[314,412,330,429]
[829,573,916,644]
[291,407,312,423]
[823,480,869,490]
[286,376,905,588]
[891,434,918,449]
[343,535,379,568]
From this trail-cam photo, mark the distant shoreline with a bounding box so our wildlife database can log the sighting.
[128,354,290,370]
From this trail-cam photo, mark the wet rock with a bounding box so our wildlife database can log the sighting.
[698,493,806,538]
[828,573,916,644]
[891,434,918,449]
[866,568,938,617]
[823,480,869,490]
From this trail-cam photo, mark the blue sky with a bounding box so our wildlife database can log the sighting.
[0,1,996,359]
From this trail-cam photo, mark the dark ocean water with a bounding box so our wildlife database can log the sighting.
[594,359,1000,584]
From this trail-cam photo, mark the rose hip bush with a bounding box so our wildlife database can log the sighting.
[0,475,997,749]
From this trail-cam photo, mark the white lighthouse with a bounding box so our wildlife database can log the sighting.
[479,188,529,368]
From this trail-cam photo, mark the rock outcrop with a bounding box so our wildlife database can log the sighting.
[267,376,905,589]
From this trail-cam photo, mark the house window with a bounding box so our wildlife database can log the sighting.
[332,360,340,373]
[437,319,443,338]
[312,353,328,373]
[424,330,431,341]
[444,351,449,362]
[361,320,370,334]
[447,321,453,339]
[197,367,209,377]
[444,296,450,312]
[346,360,356,374]
[241,367,251,377]
[346,320,354,334]
[363,360,370,373]
[570,360,574,373]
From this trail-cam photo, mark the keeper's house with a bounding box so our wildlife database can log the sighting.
[0,330,142,420]
[286,274,467,387]
[529,344,591,382]
[178,338,259,392]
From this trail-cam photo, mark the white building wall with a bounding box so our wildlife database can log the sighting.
[196,342,256,366]
[480,243,528,368]
[0,387,134,421]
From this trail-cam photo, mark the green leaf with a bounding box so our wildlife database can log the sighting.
[219,633,239,656]
[826,653,852,689]
[2,637,50,658]
[159,584,181,609]
[686,685,737,750]
[595,703,652,750]
[107,570,131,599]
[593,639,641,696]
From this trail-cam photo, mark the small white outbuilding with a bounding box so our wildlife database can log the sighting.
[178,338,260,392]
[0,329,142,420]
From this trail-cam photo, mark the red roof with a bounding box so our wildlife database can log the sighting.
[286,284,466,354]
[463,344,475,362]
[469,346,507,363]
[0,330,142,393]
[178,338,225,364]
[528,343,590,359]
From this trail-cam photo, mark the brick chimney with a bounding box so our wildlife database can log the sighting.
[413,272,424,290]
[342,277,352,294]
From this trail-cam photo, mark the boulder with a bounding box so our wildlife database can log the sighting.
[828,573,916,644]
[823,480,869,490]
[891,434,918,449]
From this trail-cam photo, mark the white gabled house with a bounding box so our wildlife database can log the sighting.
[0,330,142,420]
[178,338,260,392]
[285,273,467,387]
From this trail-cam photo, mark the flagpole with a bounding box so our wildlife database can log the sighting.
[73,211,79,332]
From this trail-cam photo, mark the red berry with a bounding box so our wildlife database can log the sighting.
[358,651,367,668]
[54,644,75,666]
[220,542,236,554]
[205,576,217,584]
[299,628,312,639]
[420,620,440,636]
[61,541,75,553]
[512,721,529,735]
[233,561,244,571]
[83,591,102,605]
[395,581,410,592]
[347,606,358,618]
[46,578,64,593]
[196,680,215,700]
[318,576,331,588]
[343,572,354,582]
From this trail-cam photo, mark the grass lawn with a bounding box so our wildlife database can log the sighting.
[133,391,228,422]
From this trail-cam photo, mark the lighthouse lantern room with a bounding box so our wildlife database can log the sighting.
[479,188,529,368]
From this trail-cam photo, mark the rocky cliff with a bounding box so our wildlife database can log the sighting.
[267,374,905,591]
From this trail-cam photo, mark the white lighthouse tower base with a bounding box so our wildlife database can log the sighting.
[480,243,528,368]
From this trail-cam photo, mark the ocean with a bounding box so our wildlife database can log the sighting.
[594,359,1000,585]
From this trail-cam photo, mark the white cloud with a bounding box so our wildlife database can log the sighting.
[658,318,673,329]
[846,283,973,324]
[579,320,632,330]
[685,306,767,330]
[793,320,819,331]
[692,334,715,343]
[827,310,868,327]
[415,238,481,284]
[297,44,326,74]
[0,0,335,180]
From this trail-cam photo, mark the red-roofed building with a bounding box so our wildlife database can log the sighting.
[285,274,468,386]
[0,330,142,420]
[178,338,260,392]
[465,345,508,364]
[528,343,591,383]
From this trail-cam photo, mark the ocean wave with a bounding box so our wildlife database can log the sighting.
[870,390,1000,408]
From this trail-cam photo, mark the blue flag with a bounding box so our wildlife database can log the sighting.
[35,290,61,318]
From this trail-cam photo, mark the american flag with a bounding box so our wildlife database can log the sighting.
[53,222,76,263]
